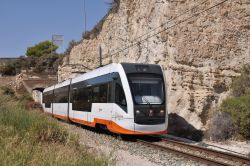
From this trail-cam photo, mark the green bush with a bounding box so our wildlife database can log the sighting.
[0,58,28,76]
[220,94,250,139]
[231,65,250,97]
[231,73,250,97]
[210,65,250,140]
[0,63,17,75]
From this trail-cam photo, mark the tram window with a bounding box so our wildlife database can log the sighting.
[55,92,68,103]
[72,87,92,111]
[92,86,100,102]
[115,84,126,106]
[71,82,111,110]
[54,86,69,103]
[107,83,112,102]
[92,84,108,103]
[99,84,108,103]
[45,103,51,108]
[43,92,53,108]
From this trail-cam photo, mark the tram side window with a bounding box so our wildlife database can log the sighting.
[107,83,112,102]
[43,92,53,108]
[71,82,110,111]
[99,84,108,103]
[92,86,100,102]
[92,84,109,103]
[72,87,92,111]
[54,86,69,103]
[115,84,126,106]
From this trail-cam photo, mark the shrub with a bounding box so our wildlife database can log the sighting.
[209,65,250,140]
[1,86,15,97]
[231,73,250,97]
[82,31,92,40]
[206,112,235,141]
[0,58,28,76]
[31,120,69,144]
[0,63,17,76]
[220,94,250,139]
[107,0,120,13]
[30,54,63,74]
[82,19,106,40]
[231,65,250,97]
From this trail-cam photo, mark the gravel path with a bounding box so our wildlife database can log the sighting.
[60,122,200,166]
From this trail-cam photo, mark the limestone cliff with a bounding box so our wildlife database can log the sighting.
[58,0,250,132]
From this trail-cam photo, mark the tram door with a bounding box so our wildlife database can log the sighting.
[88,83,112,123]
[71,86,90,123]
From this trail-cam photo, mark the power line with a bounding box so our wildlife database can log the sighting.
[107,0,230,58]
[109,0,209,54]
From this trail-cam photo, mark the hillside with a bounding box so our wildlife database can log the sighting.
[58,0,250,135]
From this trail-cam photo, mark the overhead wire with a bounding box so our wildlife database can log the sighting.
[109,0,210,54]
[107,0,230,58]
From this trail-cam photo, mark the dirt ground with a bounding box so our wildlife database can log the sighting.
[0,76,15,86]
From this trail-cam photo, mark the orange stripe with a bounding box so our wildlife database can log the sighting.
[53,114,68,120]
[50,113,166,135]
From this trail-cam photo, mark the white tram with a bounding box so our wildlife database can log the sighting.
[42,63,168,135]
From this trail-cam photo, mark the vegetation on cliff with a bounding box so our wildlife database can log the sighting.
[0,57,28,76]
[208,65,250,141]
[0,87,108,166]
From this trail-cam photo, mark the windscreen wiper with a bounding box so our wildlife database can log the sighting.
[138,89,152,109]
[129,80,152,108]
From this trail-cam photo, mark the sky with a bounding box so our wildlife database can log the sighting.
[0,0,109,58]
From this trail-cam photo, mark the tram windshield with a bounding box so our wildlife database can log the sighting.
[128,75,164,105]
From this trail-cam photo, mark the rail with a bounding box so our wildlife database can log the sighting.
[137,137,250,166]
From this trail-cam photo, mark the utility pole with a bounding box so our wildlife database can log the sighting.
[99,46,102,67]
[52,35,63,83]
[83,0,87,34]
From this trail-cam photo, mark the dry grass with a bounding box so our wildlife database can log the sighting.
[0,87,109,166]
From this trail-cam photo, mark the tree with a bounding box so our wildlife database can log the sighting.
[26,41,58,58]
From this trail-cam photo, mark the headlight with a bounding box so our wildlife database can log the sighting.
[136,110,140,115]
[159,110,165,116]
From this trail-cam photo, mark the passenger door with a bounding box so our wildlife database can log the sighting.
[112,81,127,121]
[89,83,112,123]
[71,86,89,123]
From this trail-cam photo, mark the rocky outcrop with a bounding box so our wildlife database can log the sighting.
[58,0,250,131]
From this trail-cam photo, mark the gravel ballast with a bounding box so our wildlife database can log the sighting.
[61,122,200,166]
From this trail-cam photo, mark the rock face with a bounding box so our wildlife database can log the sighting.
[58,0,250,131]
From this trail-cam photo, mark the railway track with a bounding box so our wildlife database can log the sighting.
[137,137,250,166]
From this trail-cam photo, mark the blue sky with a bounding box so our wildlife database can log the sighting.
[0,0,109,58]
